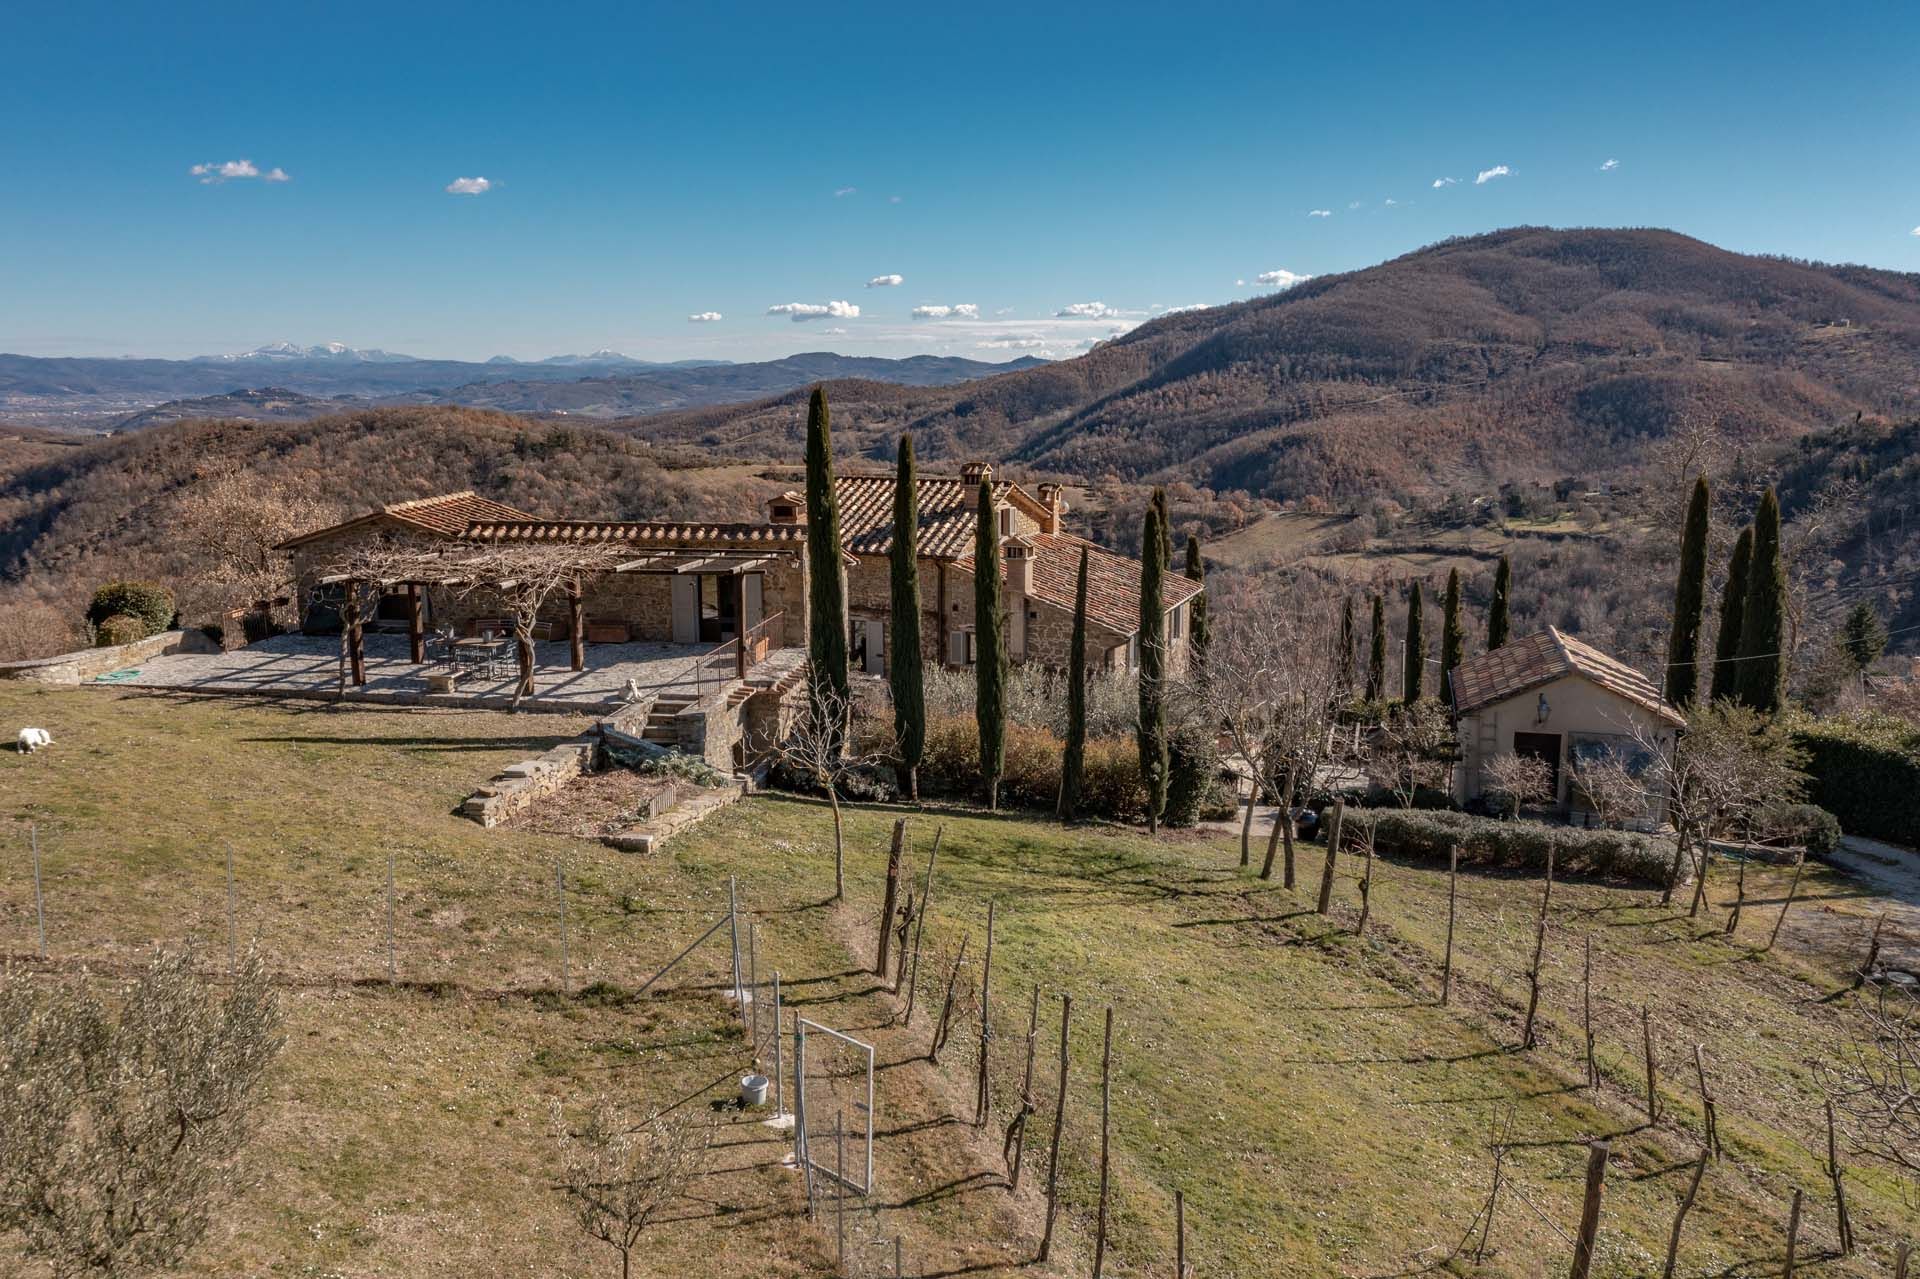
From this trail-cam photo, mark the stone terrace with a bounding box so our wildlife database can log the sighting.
[97,633,726,714]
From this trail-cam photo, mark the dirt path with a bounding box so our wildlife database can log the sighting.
[1823,835,1920,970]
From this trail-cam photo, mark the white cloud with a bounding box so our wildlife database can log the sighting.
[977,337,1051,350]
[1056,301,1118,318]
[834,186,857,197]
[820,327,849,335]
[1347,200,1364,210]
[1235,278,1246,287]
[866,273,904,288]
[1158,303,1209,315]
[1475,165,1511,184]
[1600,158,1619,171]
[445,176,492,196]
[766,300,860,322]
[1255,268,1312,290]
[1432,176,1459,188]
[191,159,287,185]
[888,195,902,204]
[1384,198,1399,207]
[1911,226,1920,237]
[912,303,979,320]
[687,311,723,323]
[1308,208,1332,217]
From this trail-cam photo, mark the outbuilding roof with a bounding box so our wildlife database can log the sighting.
[1450,627,1685,727]
[274,491,536,549]
[834,473,1054,559]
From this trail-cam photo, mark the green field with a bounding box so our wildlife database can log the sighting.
[2,685,1913,1276]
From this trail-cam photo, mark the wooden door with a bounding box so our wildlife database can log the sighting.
[670,575,699,644]
[743,573,764,632]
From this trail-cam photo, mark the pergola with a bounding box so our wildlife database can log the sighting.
[611,550,782,575]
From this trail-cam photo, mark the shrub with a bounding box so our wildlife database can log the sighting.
[1791,713,1920,847]
[1758,802,1843,857]
[94,613,149,648]
[86,581,175,640]
[1341,807,1676,885]
[1164,728,1220,828]
[918,715,1145,822]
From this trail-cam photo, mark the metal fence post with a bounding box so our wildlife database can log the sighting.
[386,848,398,983]
[226,842,239,977]
[556,863,569,993]
[771,971,784,1116]
[728,874,743,1012]
[30,824,46,960]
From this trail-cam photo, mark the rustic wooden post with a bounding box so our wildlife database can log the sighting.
[1855,912,1887,988]
[1826,1099,1854,1255]
[1355,828,1376,936]
[1693,1045,1720,1158]
[385,848,398,983]
[1725,857,1746,937]
[345,579,367,686]
[876,819,906,976]
[902,827,943,1026]
[928,934,968,1065]
[1767,853,1806,951]
[975,900,995,1128]
[556,863,569,994]
[1441,844,1459,1005]
[567,576,585,672]
[407,582,425,663]
[1660,1150,1709,1279]
[1568,1139,1610,1279]
[1896,1241,1911,1279]
[1473,1141,1506,1264]
[1641,1005,1658,1121]
[225,842,239,978]
[1522,844,1555,1049]
[1008,985,1040,1190]
[835,1110,847,1274]
[893,890,915,993]
[1782,1188,1803,1279]
[1316,800,1344,915]
[1039,993,1072,1263]
[1582,935,1598,1088]
[1093,1005,1115,1279]
[1176,1188,1187,1279]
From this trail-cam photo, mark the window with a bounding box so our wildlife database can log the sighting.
[1169,603,1184,640]
[998,508,1013,537]
[1128,634,1140,671]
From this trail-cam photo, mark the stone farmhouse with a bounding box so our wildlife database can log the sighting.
[278,461,1200,680]
[1449,626,1686,824]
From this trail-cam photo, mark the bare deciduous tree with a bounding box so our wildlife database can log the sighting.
[1569,749,1647,829]
[1483,751,1555,819]
[1179,583,1345,884]
[437,539,628,705]
[0,949,283,1278]
[761,674,891,902]
[1370,698,1456,809]
[176,466,337,631]
[1820,986,1920,1177]
[552,1099,711,1279]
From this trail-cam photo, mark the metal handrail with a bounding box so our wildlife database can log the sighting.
[736,610,785,677]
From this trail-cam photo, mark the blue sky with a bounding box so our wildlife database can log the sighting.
[3,1,1917,362]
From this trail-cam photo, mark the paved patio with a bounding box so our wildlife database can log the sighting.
[92,633,731,713]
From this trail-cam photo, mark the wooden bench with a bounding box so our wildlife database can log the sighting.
[585,620,631,644]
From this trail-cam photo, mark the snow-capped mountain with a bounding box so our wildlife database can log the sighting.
[195,342,420,363]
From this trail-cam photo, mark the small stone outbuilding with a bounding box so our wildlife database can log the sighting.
[1450,627,1686,823]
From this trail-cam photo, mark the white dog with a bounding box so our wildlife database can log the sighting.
[17,727,52,753]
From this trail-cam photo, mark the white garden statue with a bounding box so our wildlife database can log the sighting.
[17,727,52,753]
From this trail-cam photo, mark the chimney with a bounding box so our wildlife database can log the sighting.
[960,460,993,489]
[1035,482,1066,534]
[765,491,805,525]
[1003,534,1035,595]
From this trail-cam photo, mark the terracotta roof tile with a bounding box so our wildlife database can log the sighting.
[463,520,805,547]
[275,490,535,548]
[835,473,1051,558]
[1450,627,1685,726]
[956,531,1202,635]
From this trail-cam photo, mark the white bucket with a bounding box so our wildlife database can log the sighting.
[739,1073,770,1107]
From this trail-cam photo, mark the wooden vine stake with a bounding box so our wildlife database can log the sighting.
[1582,934,1597,1088]
[1568,1139,1610,1279]
[875,819,906,976]
[1316,800,1344,915]
[1176,1188,1188,1279]
[1895,1241,1911,1279]
[1038,993,1072,1263]
[1767,853,1805,952]
[1854,911,1887,988]
[1826,1099,1854,1256]
[1441,843,1459,1005]
[1522,843,1555,1050]
[1093,1005,1115,1279]
[1693,1044,1720,1159]
[1355,825,1376,936]
[1660,1150,1709,1279]
[1641,1005,1659,1121]
[928,934,968,1064]
[901,826,943,1025]
[973,899,995,1129]
[1725,857,1746,938]
[1782,1188,1803,1279]
[1005,986,1040,1189]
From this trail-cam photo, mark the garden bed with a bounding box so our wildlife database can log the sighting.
[500,767,682,839]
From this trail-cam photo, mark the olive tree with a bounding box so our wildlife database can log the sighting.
[553,1099,712,1279]
[0,949,283,1278]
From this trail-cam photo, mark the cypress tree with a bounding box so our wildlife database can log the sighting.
[1710,526,1753,703]
[1138,490,1171,835]
[889,434,925,799]
[1404,582,1426,703]
[1664,475,1712,707]
[804,386,850,741]
[1488,555,1512,651]
[1734,487,1788,714]
[1440,569,1465,707]
[1366,594,1387,702]
[1339,596,1356,696]
[1184,535,1209,685]
[973,479,1007,810]
[1057,547,1090,821]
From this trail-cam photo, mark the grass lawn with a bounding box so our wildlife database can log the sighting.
[2,684,1915,1277]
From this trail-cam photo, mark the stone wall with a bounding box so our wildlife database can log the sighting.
[0,629,221,685]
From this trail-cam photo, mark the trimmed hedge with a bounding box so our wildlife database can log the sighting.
[1340,807,1677,885]
[86,581,175,641]
[94,613,149,648]
[1792,714,1920,847]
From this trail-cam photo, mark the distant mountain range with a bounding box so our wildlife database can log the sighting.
[0,347,1044,430]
